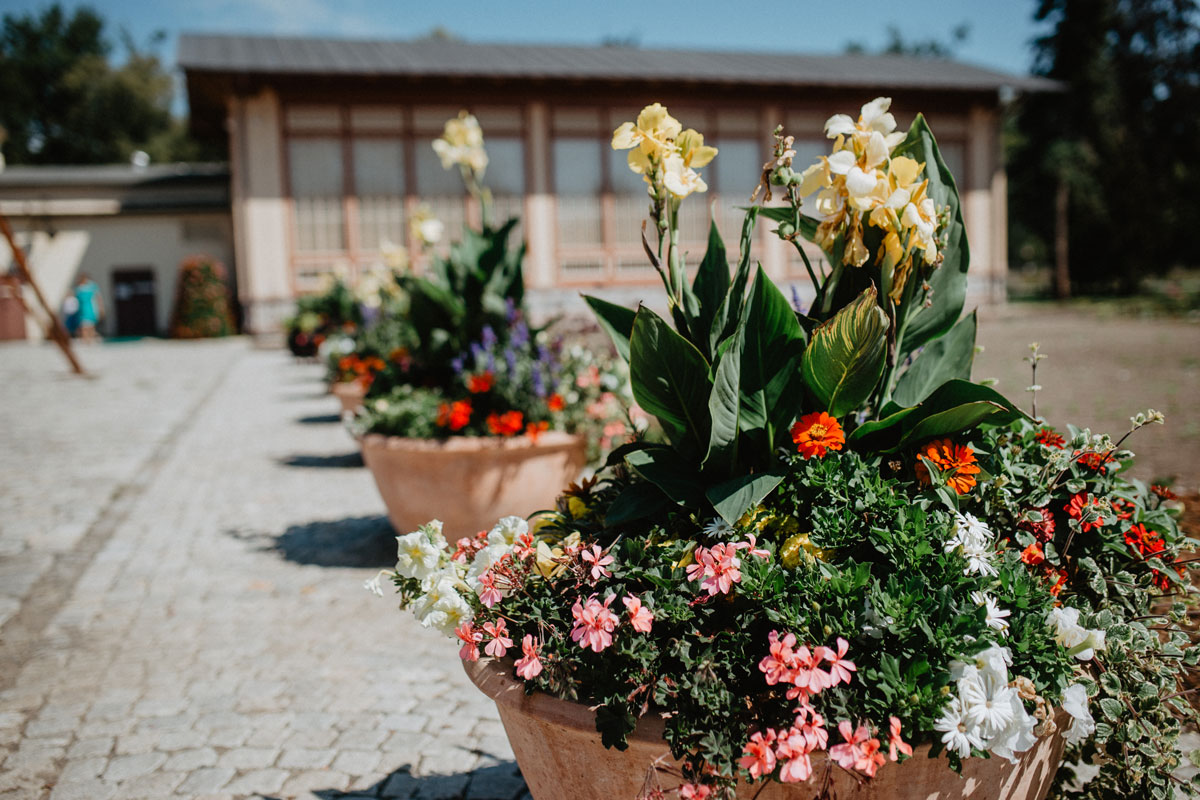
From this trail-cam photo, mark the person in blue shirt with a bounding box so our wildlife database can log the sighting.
[73,273,104,342]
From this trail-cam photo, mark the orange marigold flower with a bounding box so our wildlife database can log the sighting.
[547,393,565,412]
[525,420,549,441]
[1021,542,1046,566]
[486,410,525,437]
[1035,428,1066,449]
[914,438,981,494]
[467,371,495,394]
[790,412,845,459]
[437,399,473,431]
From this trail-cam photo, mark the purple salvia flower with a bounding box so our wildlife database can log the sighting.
[481,325,498,348]
[504,347,517,374]
[531,366,546,398]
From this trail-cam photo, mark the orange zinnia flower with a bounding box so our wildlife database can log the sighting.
[486,410,524,436]
[467,371,495,394]
[547,393,565,412]
[790,412,845,459]
[525,420,549,441]
[914,438,980,494]
[436,399,473,431]
[1035,428,1066,449]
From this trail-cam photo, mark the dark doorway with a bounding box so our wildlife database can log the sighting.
[112,268,157,336]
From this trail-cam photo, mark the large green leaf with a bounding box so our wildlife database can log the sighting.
[849,379,1028,452]
[626,446,704,508]
[690,222,730,360]
[891,311,977,407]
[709,207,759,354]
[629,307,712,455]
[707,470,787,526]
[891,114,970,357]
[705,323,744,472]
[583,294,636,362]
[605,482,673,526]
[738,267,807,453]
[800,286,888,418]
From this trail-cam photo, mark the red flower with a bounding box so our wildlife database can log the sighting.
[1111,498,1135,521]
[467,371,494,393]
[790,412,845,459]
[1075,450,1116,473]
[547,393,565,412]
[1045,567,1069,597]
[486,410,524,436]
[1151,484,1178,501]
[1035,428,1066,449]
[437,399,473,431]
[525,420,549,441]
[914,438,981,495]
[1065,493,1105,532]
[1017,507,1056,543]
[1021,542,1046,566]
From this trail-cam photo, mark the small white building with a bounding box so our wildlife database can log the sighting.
[0,164,233,339]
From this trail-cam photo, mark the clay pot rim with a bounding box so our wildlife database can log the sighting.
[362,431,583,453]
[331,380,367,396]
[464,656,1070,767]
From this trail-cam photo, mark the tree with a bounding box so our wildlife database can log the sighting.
[0,4,209,165]
[1008,0,1200,295]
[844,23,971,58]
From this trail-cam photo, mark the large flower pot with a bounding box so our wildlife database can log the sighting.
[331,380,367,415]
[360,432,586,537]
[464,657,1068,800]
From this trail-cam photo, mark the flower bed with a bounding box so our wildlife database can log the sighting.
[372,100,1199,799]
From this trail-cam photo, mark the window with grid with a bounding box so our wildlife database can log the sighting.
[289,138,344,253]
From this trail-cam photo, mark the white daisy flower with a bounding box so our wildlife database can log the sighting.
[934,697,985,758]
[971,591,1012,634]
[702,518,734,537]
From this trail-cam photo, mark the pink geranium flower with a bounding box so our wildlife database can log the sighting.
[759,630,798,685]
[477,571,502,608]
[820,637,856,687]
[829,720,886,778]
[678,784,712,799]
[455,621,482,662]
[773,727,814,783]
[622,595,654,633]
[580,544,615,581]
[732,534,771,559]
[686,543,742,596]
[738,729,777,779]
[887,716,913,761]
[513,634,543,680]
[570,594,619,652]
[793,702,829,751]
[481,619,513,659]
[786,644,831,699]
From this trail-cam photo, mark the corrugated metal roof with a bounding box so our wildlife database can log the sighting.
[178,33,1056,93]
[0,163,228,189]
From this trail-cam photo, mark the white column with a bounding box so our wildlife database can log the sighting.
[524,101,556,289]
[964,106,996,305]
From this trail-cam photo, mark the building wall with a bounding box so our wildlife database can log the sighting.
[0,212,233,339]
[226,88,1006,328]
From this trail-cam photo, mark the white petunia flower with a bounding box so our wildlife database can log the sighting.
[934,696,985,758]
[1048,607,1106,661]
[986,692,1039,763]
[971,591,1012,634]
[363,570,390,597]
[411,575,473,636]
[1061,684,1096,745]
[395,522,447,582]
[487,516,529,547]
[961,672,1017,737]
[467,543,512,587]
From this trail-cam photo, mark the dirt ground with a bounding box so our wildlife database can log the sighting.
[974,303,1200,492]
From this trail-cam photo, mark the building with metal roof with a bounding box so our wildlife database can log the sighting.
[180,33,1047,331]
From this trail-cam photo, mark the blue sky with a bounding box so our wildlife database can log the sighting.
[2,0,1049,112]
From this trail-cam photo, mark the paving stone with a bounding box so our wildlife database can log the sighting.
[414,774,471,800]
[109,769,186,799]
[174,766,235,795]
[57,757,108,784]
[162,747,217,771]
[277,747,336,770]
[66,736,114,760]
[278,769,351,797]
[332,748,383,776]
[102,751,166,782]
[216,746,280,770]
[49,778,117,800]
[381,769,421,799]
[222,768,289,796]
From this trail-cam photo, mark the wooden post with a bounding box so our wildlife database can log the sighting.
[0,212,86,375]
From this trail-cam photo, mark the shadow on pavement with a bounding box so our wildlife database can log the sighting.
[296,412,343,425]
[278,452,364,468]
[309,760,528,800]
[228,515,396,568]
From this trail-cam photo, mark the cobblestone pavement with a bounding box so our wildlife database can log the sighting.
[0,341,526,799]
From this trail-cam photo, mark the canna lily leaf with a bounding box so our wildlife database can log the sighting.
[707,470,787,527]
[891,311,977,407]
[626,446,704,508]
[629,307,712,456]
[583,294,636,363]
[801,286,888,419]
[690,221,730,360]
[849,379,1028,452]
[738,267,807,454]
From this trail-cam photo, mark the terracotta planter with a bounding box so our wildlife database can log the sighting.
[464,657,1069,800]
[360,432,586,537]
[331,380,367,415]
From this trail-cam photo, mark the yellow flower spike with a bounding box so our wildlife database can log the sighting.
[611,121,639,151]
[626,147,653,175]
[779,533,831,569]
[566,495,590,520]
[677,129,718,168]
[889,156,923,189]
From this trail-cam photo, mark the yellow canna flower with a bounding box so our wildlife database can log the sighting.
[432,111,489,177]
[611,102,682,157]
[662,153,708,198]
[676,129,718,168]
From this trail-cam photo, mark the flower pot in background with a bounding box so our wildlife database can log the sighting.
[332,380,367,415]
[361,432,585,538]
[464,657,1068,800]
